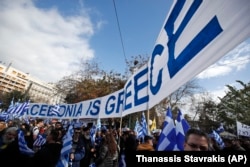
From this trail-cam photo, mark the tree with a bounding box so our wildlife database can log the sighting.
[154,79,202,126]
[55,59,128,128]
[56,59,127,103]
[217,80,250,129]
[0,90,28,111]
[186,91,218,131]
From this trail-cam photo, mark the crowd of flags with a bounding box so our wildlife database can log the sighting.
[132,107,191,151]
[0,98,30,121]
[134,112,149,141]
[0,97,228,166]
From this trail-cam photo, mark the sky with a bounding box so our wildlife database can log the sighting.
[0,0,249,108]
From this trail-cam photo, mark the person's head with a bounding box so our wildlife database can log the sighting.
[72,126,81,140]
[55,122,63,130]
[7,120,14,127]
[46,129,60,143]
[184,129,209,151]
[82,126,90,139]
[223,138,233,148]
[21,123,30,133]
[103,132,117,155]
[2,127,18,144]
[96,130,102,137]
[36,119,44,128]
[101,126,108,136]
[144,135,154,146]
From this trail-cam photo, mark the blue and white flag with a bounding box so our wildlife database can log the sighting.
[6,100,29,116]
[134,118,143,139]
[51,104,60,116]
[157,107,177,151]
[0,112,9,121]
[96,118,101,131]
[216,123,225,134]
[137,112,148,142]
[90,125,96,147]
[141,112,148,137]
[6,98,17,113]
[33,134,46,147]
[175,109,190,151]
[17,100,30,116]
[18,129,35,156]
[24,116,30,125]
[56,124,74,167]
[210,130,225,149]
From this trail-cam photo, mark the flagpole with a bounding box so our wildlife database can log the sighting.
[147,109,150,135]
[146,66,150,135]
[118,116,123,147]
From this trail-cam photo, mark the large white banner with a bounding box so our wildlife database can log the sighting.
[25,0,250,119]
[147,0,250,108]
[237,121,250,137]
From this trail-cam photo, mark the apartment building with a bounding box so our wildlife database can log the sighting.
[0,62,65,104]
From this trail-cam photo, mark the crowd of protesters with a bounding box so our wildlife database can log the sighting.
[0,118,249,167]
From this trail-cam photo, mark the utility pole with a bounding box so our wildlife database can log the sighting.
[24,82,33,100]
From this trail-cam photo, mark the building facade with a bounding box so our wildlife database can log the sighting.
[0,63,65,104]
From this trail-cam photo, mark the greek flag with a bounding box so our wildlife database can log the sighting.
[18,100,30,115]
[157,107,177,151]
[175,109,190,151]
[216,123,225,134]
[90,125,96,146]
[6,98,18,113]
[23,116,30,125]
[18,129,35,156]
[56,125,74,167]
[33,134,46,147]
[96,118,101,131]
[134,118,142,139]
[7,98,15,109]
[0,112,9,121]
[210,130,225,149]
[138,112,148,141]
[141,112,148,136]
[6,100,29,116]
[51,104,60,116]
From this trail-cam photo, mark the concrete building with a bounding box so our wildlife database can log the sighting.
[0,62,65,104]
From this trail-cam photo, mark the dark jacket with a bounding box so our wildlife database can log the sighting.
[0,138,32,167]
[80,136,94,167]
[71,137,85,167]
[30,142,62,167]
[95,144,113,167]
